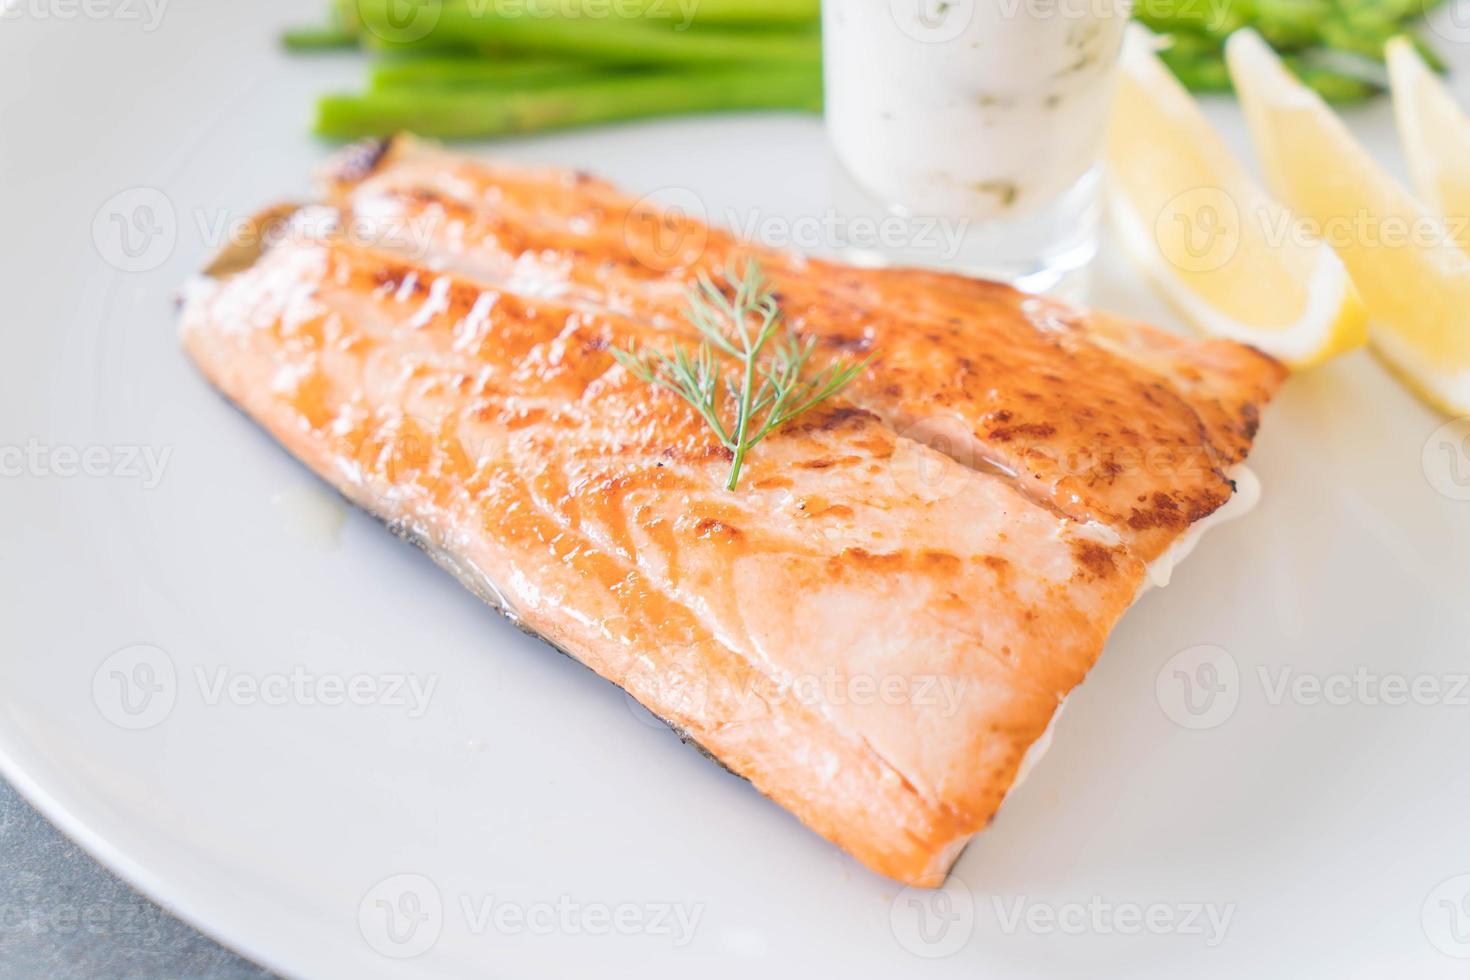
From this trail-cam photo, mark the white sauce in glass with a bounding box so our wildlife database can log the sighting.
[822,0,1129,220]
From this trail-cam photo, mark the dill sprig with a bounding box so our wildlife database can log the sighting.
[611,258,873,491]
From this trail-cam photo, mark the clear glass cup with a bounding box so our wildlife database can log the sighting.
[822,0,1131,295]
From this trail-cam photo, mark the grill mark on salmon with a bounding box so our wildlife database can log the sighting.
[181,144,1281,886]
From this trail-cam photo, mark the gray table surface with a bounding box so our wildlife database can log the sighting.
[0,777,275,979]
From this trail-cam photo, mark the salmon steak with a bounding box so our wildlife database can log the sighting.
[179,136,1287,887]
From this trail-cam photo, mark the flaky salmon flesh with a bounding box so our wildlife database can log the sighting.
[180,137,1286,887]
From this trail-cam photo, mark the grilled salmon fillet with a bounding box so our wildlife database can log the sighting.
[180,139,1285,886]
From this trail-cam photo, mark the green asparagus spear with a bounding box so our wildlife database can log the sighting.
[350,0,822,64]
[1133,0,1246,38]
[516,0,820,23]
[369,55,593,89]
[1157,25,1384,102]
[333,0,818,33]
[1159,33,1233,92]
[1285,56,1382,100]
[1320,11,1398,61]
[1410,32,1447,71]
[316,64,823,140]
[282,24,360,50]
[1250,0,1334,48]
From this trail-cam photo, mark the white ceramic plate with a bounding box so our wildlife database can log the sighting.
[6,4,1470,977]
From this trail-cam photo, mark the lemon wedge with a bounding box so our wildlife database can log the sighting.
[1106,26,1366,369]
[1228,28,1470,414]
[1387,36,1470,251]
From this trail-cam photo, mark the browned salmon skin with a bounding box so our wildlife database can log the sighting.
[179,138,1284,886]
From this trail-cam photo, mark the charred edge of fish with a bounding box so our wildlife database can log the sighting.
[202,203,306,280]
[320,133,425,192]
[325,136,396,187]
[386,513,742,778]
